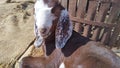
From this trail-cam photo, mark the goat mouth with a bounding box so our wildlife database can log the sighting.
[41,32,51,38]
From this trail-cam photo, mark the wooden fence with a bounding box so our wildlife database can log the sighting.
[59,0,120,48]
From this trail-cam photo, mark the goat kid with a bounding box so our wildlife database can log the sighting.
[21,0,120,68]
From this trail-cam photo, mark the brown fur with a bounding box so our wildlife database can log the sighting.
[21,31,120,68]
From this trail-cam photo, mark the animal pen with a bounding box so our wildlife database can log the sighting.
[59,0,120,48]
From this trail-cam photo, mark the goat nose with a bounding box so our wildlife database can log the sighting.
[40,28,47,34]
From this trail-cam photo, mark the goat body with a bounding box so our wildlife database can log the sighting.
[21,31,120,68]
[21,0,120,68]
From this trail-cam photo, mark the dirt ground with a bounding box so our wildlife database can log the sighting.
[0,1,35,68]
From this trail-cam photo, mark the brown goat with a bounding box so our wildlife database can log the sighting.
[21,0,120,68]
[21,31,120,68]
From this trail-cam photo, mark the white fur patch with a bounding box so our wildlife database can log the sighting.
[59,62,65,68]
[34,0,56,47]
[34,36,43,47]
[34,0,56,35]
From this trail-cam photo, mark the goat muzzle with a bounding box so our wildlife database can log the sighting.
[40,28,47,34]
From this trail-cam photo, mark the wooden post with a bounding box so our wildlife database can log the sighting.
[106,0,120,47]
[91,1,110,41]
[82,0,97,37]
[74,0,88,33]
[61,0,68,9]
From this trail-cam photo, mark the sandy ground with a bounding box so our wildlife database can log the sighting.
[0,1,35,68]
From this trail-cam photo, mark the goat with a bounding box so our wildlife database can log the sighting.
[21,0,120,68]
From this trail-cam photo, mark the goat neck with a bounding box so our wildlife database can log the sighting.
[42,34,55,56]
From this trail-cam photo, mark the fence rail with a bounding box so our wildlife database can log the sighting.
[60,0,120,48]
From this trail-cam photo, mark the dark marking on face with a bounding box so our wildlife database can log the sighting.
[51,4,65,17]
[43,0,59,7]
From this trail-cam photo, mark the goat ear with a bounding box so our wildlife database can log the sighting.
[34,23,43,47]
[55,9,73,48]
